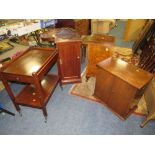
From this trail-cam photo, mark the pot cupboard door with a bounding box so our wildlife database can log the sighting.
[108,77,137,117]
[94,68,114,103]
[57,41,81,84]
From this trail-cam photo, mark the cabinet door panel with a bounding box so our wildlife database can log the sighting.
[108,77,137,116]
[57,41,81,81]
[94,68,114,103]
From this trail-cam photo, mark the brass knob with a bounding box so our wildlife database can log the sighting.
[60,59,62,65]
[77,56,80,59]
[105,48,109,51]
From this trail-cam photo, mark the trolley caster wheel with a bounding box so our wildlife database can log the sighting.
[44,116,47,123]
[60,85,63,90]
[19,111,22,117]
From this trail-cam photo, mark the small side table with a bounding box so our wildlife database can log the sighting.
[0,47,59,121]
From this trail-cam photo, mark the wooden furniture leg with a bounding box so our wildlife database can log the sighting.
[42,107,47,122]
[86,76,90,82]
[59,83,63,90]
[32,73,48,121]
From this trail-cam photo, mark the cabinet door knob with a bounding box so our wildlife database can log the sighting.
[77,56,80,59]
[60,59,62,65]
[105,48,109,51]
[16,77,20,81]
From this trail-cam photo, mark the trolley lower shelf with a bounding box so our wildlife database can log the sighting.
[15,74,59,108]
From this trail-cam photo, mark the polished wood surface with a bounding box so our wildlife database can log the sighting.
[82,34,115,45]
[15,74,59,108]
[97,57,153,89]
[41,28,81,43]
[41,28,82,85]
[3,49,53,76]
[57,41,81,85]
[82,34,115,78]
[94,57,153,119]
[0,47,59,119]
[86,43,113,78]
[74,19,89,36]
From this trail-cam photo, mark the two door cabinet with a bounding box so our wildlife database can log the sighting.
[94,57,153,119]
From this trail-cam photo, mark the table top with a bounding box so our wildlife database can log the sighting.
[97,57,153,89]
[1,47,57,76]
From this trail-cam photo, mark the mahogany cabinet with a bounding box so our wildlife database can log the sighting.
[82,34,115,79]
[57,41,81,85]
[86,43,113,79]
[94,57,153,119]
[41,28,82,85]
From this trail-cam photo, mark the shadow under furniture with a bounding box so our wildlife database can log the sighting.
[0,102,15,116]
[0,47,59,121]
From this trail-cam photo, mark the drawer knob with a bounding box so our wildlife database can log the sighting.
[77,56,80,59]
[105,48,109,51]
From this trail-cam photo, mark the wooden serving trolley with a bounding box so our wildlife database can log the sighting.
[0,47,59,121]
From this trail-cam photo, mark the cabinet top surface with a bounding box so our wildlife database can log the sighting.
[41,28,81,43]
[1,48,56,76]
[82,34,115,44]
[97,57,153,89]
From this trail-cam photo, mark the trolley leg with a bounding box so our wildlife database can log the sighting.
[42,107,48,123]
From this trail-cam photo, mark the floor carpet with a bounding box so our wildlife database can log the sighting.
[0,20,155,135]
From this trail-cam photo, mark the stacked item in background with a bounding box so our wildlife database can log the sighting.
[138,34,155,73]
[113,46,140,66]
